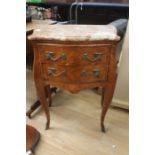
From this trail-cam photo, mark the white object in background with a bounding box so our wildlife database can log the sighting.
[112,24,129,109]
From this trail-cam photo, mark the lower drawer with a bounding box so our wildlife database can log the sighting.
[42,64,108,83]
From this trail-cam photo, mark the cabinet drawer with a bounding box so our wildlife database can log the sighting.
[42,64,69,83]
[78,65,108,83]
[38,44,111,66]
[42,64,108,83]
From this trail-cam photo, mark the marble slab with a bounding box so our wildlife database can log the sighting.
[28,25,120,42]
[26,20,56,32]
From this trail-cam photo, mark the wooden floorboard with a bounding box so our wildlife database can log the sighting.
[26,69,129,155]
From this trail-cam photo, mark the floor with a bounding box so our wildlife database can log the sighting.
[26,69,129,155]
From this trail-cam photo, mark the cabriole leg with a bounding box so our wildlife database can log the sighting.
[100,84,115,132]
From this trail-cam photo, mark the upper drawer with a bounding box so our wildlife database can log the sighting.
[37,44,111,66]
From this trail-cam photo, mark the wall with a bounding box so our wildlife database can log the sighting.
[112,24,129,109]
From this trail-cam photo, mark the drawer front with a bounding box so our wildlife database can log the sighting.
[42,64,69,83]
[38,44,111,66]
[42,64,108,83]
[78,65,108,83]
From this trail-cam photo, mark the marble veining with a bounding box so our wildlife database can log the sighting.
[28,25,120,42]
[26,19,55,32]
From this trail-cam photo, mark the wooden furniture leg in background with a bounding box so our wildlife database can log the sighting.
[26,86,57,118]
[26,100,41,119]
[100,83,116,132]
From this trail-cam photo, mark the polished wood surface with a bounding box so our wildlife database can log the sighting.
[26,125,40,155]
[26,20,57,115]
[26,68,129,155]
[29,25,119,132]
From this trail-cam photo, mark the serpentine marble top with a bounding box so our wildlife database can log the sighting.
[28,25,120,42]
[26,20,56,32]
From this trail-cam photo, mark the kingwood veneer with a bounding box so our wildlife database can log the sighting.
[28,25,120,132]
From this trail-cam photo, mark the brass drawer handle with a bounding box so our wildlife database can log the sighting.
[48,68,66,77]
[93,69,100,77]
[81,69,100,77]
[81,70,88,76]
[46,51,66,61]
[83,53,102,62]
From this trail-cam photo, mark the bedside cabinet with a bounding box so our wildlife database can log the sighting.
[28,25,120,132]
